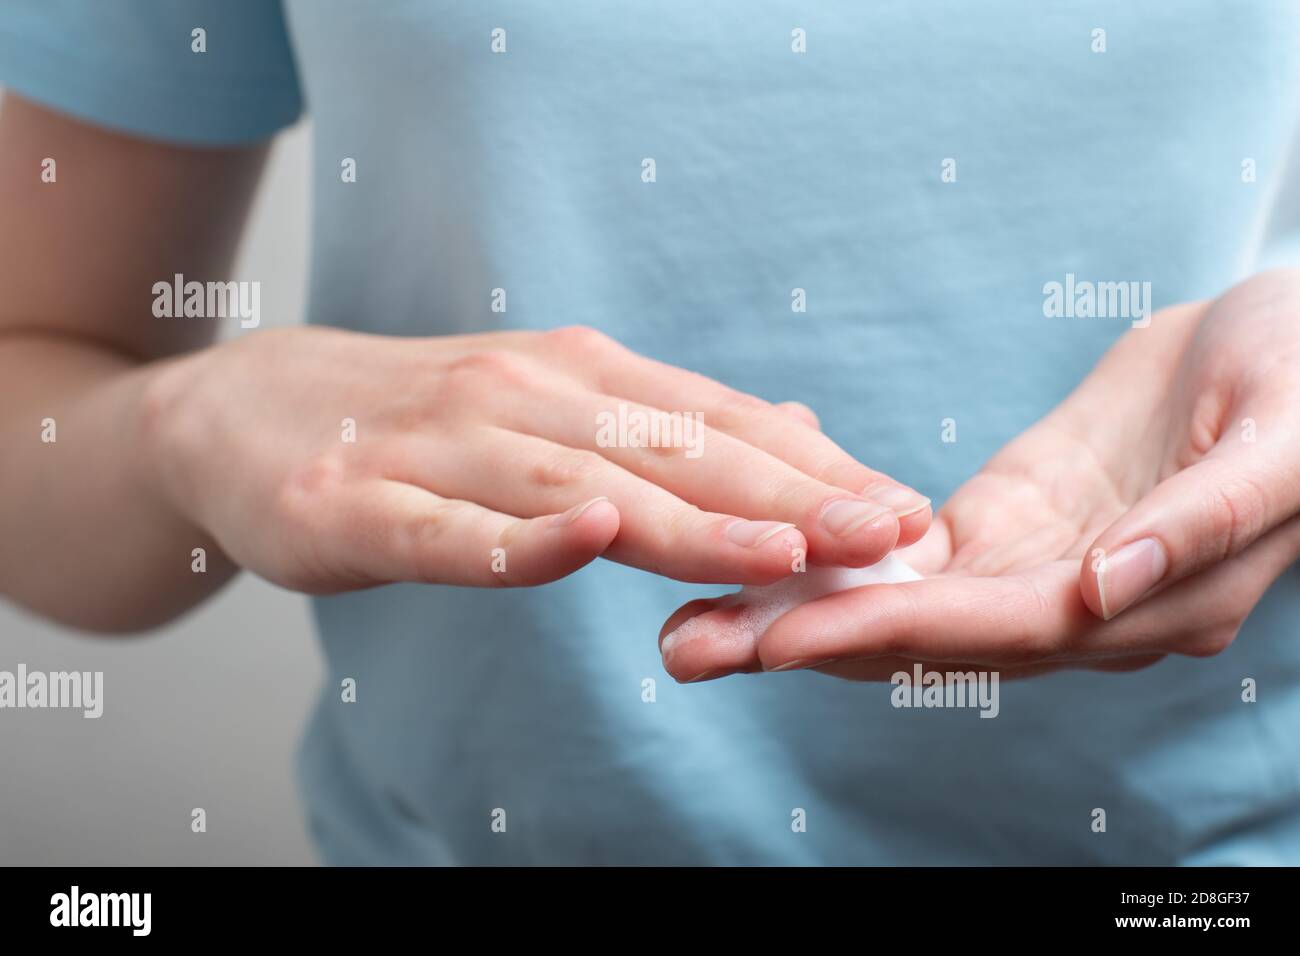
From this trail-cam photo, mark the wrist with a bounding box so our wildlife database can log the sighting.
[134,346,223,538]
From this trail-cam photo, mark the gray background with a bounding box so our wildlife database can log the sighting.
[0,94,321,865]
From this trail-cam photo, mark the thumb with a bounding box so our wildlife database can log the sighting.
[1079,444,1300,620]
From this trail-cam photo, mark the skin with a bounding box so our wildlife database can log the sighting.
[661,270,1300,682]
[0,93,931,633]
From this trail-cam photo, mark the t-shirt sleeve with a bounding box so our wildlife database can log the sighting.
[0,0,303,146]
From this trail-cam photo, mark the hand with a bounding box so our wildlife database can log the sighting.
[141,325,931,593]
[660,270,1300,681]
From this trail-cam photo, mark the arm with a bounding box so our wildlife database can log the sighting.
[0,93,266,631]
[1,96,935,638]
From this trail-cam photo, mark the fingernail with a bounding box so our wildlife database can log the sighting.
[725,520,796,548]
[1096,537,1168,620]
[862,483,931,519]
[767,658,836,672]
[819,498,892,536]
[552,496,610,527]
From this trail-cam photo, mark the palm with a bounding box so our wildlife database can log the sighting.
[906,421,1145,580]
[908,299,1219,584]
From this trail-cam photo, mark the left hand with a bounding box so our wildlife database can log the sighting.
[660,269,1300,682]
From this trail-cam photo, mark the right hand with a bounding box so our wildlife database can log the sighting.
[141,325,931,591]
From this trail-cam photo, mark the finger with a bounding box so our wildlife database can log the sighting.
[775,400,820,430]
[753,563,1090,670]
[658,598,766,682]
[892,514,954,577]
[659,597,725,641]
[391,428,809,585]
[760,520,1300,670]
[614,366,933,545]
[318,479,619,587]
[522,327,933,544]
[659,586,1162,684]
[494,385,905,568]
[1080,436,1300,620]
[659,549,929,680]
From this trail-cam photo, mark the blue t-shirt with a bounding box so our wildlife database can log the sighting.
[5,0,1300,864]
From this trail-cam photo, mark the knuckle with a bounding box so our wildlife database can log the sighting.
[443,350,531,394]
[487,521,533,588]
[528,448,607,489]
[544,325,616,355]
[778,400,820,429]
[810,454,859,487]
[641,439,683,459]
[707,391,770,434]
[1000,578,1061,662]
[494,517,527,554]
[769,476,817,519]
[1205,475,1269,560]
[407,502,469,581]
[276,455,348,527]
[662,503,707,546]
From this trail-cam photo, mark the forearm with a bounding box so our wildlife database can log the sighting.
[0,332,235,633]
